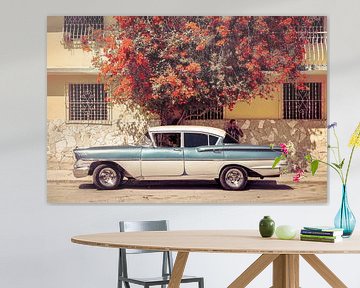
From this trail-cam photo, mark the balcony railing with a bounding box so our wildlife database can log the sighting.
[62,16,104,48]
[299,26,327,70]
[60,19,327,71]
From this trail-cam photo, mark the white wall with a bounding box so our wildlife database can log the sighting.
[1,1,360,287]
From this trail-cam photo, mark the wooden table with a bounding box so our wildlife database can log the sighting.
[72,230,360,288]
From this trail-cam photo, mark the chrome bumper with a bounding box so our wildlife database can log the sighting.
[73,160,91,178]
[73,167,90,178]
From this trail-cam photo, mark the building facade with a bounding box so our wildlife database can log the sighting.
[47,16,327,170]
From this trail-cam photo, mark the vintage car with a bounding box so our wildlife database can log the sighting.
[73,125,286,190]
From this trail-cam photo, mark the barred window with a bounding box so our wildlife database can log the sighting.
[63,16,104,40]
[283,82,322,119]
[66,83,111,124]
[186,107,224,120]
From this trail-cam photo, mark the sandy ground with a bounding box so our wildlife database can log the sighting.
[47,171,327,204]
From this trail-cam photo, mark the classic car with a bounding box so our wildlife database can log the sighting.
[73,125,286,190]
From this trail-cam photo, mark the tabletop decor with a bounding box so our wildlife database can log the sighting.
[307,122,360,237]
[259,216,275,238]
[300,226,343,243]
[275,225,297,240]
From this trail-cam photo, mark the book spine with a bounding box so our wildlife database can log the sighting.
[300,237,337,243]
[301,230,337,236]
[300,234,337,240]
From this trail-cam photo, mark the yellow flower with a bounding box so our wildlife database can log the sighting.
[349,122,360,147]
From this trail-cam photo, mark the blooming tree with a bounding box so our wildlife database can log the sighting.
[83,16,315,124]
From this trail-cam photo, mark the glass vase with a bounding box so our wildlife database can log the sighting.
[334,185,356,237]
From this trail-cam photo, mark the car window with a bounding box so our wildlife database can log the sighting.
[184,133,208,147]
[209,135,219,145]
[154,133,181,147]
[137,132,153,146]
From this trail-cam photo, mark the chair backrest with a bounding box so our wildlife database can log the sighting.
[119,220,168,254]
[118,220,174,282]
[120,220,168,232]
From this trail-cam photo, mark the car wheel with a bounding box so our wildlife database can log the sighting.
[93,164,123,190]
[219,166,248,190]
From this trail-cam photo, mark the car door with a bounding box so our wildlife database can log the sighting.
[141,132,184,177]
[183,133,224,176]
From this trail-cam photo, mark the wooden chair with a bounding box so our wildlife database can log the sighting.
[118,220,204,288]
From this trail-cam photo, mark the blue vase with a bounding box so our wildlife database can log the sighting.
[334,185,356,237]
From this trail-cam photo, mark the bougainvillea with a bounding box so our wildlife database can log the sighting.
[83,16,315,124]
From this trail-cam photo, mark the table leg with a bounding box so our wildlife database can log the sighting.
[272,254,299,288]
[168,252,189,288]
[301,254,347,288]
[228,254,279,288]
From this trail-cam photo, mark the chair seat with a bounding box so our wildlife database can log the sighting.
[119,274,203,285]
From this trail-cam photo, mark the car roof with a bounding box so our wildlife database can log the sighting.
[149,125,226,138]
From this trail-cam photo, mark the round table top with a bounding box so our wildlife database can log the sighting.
[71,230,360,254]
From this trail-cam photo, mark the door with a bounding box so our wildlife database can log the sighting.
[183,133,223,176]
[141,132,184,177]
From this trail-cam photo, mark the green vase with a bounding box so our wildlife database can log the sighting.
[259,216,275,237]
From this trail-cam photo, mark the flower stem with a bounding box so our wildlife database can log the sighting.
[333,127,342,163]
[332,127,345,181]
[318,159,344,184]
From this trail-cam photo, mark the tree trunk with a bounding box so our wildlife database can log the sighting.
[160,112,173,126]
[160,109,182,125]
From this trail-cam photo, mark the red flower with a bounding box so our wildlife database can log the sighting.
[279,143,289,155]
[281,18,293,26]
[196,43,206,51]
[293,169,305,183]
[185,63,201,74]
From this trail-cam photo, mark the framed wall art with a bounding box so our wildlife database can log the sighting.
[47,16,327,203]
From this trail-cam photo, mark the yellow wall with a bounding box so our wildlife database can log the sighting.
[47,75,98,120]
[225,94,280,120]
[47,32,94,68]
[225,73,327,120]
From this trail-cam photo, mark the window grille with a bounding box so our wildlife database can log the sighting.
[63,16,104,40]
[66,83,111,124]
[186,107,224,120]
[283,82,322,120]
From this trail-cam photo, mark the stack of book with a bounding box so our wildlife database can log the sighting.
[300,226,344,243]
